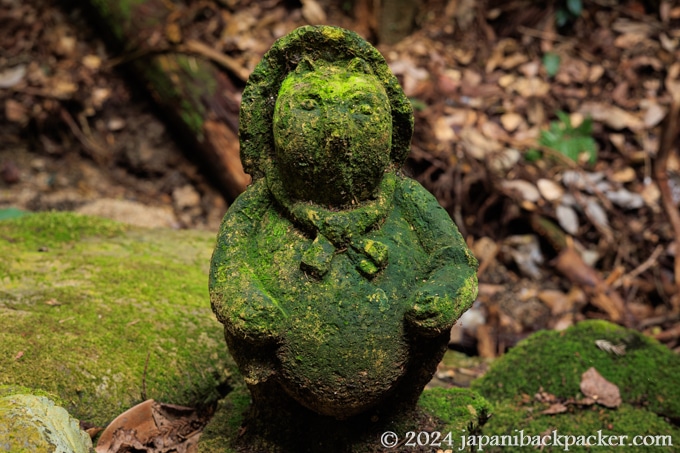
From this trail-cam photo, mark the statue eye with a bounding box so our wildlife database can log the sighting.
[300,99,317,111]
[359,104,372,115]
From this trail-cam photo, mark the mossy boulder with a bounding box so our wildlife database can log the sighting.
[473,320,680,452]
[0,212,237,427]
[0,385,92,453]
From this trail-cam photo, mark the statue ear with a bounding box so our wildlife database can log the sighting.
[295,57,317,75]
[347,58,374,75]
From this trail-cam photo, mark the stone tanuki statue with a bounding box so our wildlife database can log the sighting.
[209,25,478,448]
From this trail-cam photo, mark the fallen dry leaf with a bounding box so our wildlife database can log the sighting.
[501,180,541,202]
[5,99,28,125]
[0,65,27,88]
[555,204,579,235]
[537,178,563,202]
[510,77,550,98]
[580,367,621,408]
[605,188,644,210]
[644,103,666,128]
[433,116,457,142]
[610,167,636,183]
[460,127,503,160]
[500,112,523,132]
[300,0,326,24]
[584,197,612,237]
[595,339,626,356]
[537,289,571,315]
[542,403,568,415]
[554,247,626,322]
[578,102,644,131]
[96,399,209,453]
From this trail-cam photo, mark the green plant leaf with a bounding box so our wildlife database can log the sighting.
[574,116,593,136]
[0,207,28,221]
[555,9,570,27]
[555,111,572,128]
[538,113,597,165]
[543,52,561,77]
[524,149,543,162]
[567,0,582,16]
[409,97,428,111]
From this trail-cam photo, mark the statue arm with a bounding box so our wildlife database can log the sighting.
[396,178,479,336]
[209,181,283,342]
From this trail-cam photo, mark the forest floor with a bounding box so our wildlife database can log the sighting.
[1,0,680,448]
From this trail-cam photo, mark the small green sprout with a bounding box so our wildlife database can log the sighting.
[526,111,598,165]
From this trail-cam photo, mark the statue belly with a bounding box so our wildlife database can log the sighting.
[262,230,420,417]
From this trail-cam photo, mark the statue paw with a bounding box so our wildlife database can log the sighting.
[405,290,455,336]
[225,291,286,343]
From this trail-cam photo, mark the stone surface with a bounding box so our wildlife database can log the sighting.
[0,212,236,427]
[209,25,479,450]
[76,198,178,228]
[0,385,93,453]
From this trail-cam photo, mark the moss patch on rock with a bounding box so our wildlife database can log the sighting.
[0,385,93,453]
[418,387,492,434]
[0,212,236,427]
[482,402,678,452]
[473,320,680,452]
[473,320,680,419]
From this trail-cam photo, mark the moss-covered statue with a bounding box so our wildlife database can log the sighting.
[209,25,478,450]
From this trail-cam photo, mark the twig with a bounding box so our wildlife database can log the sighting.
[516,25,568,43]
[59,108,109,164]
[653,64,680,311]
[638,312,680,329]
[476,242,499,278]
[107,40,251,82]
[142,351,150,401]
[178,39,251,82]
[612,245,664,289]
[587,0,662,26]
[653,323,680,342]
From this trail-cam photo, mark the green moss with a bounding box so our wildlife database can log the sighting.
[210,175,477,420]
[1,212,236,426]
[272,60,392,206]
[142,54,213,140]
[471,320,680,452]
[199,387,493,453]
[239,25,414,181]
[481,402,679,452]
[198,385,249,453]
[0,390,93,453]
[1,210,126,249]
[0,385,62,406]
[419,387,492,434]
[89,0,148,42]
[472,320,680,420]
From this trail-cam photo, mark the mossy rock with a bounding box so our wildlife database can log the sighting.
[0,385,93,453]
[473,320,680,418]
[481,402,678,452]
[473,320,680,452]
[0,212,237,427]
[198,386,492,453]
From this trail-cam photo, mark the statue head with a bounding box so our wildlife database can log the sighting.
[239,25,414,207]
[272,58,392,205]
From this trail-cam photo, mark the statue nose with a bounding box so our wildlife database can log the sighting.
[325,106,352,140]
